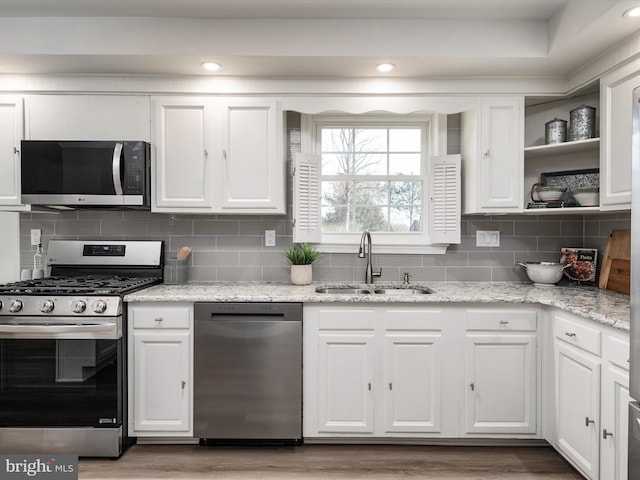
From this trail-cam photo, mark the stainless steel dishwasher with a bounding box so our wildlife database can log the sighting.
[194,302,302,445]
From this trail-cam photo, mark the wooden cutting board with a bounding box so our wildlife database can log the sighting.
[598,230,631,294]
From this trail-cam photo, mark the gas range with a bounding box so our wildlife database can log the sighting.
[0,240,164,318]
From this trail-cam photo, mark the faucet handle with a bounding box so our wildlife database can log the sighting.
[373,268,382,278]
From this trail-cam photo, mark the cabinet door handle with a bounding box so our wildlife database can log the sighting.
[470,383,475,391]
[565,332,576,338]
[484,150,490,158]
[389,382,393,391]
[603,428,613,439]
[368,383,372,391]
[204,149,208,158]
[499,320,509,325]
[13,147,19,154]
[181,381,186,390]
[154,317,163,322]
[223,150,228,160]
[585,416,595,426]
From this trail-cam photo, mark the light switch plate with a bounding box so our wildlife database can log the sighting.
[476,230,500,247]
[265,230,276,247]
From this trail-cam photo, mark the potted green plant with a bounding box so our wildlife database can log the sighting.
[283,243,320,285]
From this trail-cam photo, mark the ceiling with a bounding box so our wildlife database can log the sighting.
[0,0,639,79]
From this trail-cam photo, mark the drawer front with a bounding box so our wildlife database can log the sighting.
[131,304,192,329]
[603,330,630,370]
[553,312,601,356]
[466,308,537,331]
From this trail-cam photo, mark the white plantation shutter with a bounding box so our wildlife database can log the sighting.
[429,154,461,244]
[293,152,322,243]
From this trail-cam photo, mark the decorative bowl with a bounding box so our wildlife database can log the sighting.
[572,187,599,207]
[518,262,569,285]
[535,186,567,202]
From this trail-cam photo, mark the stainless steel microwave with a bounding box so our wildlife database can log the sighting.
[21,140,150,208]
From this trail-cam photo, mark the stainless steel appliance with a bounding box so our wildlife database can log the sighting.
[629,87,640,477]
[194,302,302,445]
[21,140,150,208]
[0,240,163,457]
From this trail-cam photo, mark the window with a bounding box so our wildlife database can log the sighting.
[294,114,460,253]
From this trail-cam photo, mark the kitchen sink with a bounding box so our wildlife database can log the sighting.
[314,287,372,294]
[314,285,433,295]
[373,287,433,295]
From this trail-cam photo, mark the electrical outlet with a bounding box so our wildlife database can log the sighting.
[31,229,41,246]
[265,230,276,247]
[476,230,500,247]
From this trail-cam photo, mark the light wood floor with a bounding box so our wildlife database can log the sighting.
[79,444,584,479]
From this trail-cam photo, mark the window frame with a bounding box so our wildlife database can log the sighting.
[299,113,452,254]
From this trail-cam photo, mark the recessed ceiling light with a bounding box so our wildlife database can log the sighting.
[375,63,395,73]
[624,6,640,17]
[201,62,222,72]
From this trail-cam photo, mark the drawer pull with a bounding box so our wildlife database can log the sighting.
[585,417,595,427]
[603,428,613,439]
[154,317,164,322]
[499,320,509,325]
[565,332,576,338]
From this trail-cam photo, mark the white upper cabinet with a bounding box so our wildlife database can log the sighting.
[599,59,640,210]
[218,99,283,212]
[25,95,150,140]
[152,96,285,214]
[152,98,213,209]
[0,96,24,206]
[461,97,524,214]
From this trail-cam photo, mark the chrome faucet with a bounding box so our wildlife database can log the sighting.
[358,230,382,284]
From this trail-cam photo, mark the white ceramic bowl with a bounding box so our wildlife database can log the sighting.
[518,262,567,285]
[535,186,566,202]
[572,187,599,206]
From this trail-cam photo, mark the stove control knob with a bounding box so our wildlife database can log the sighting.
[72,300,86,314]
[8,300,23,313]
[92,300,108,314]
[40,300,55,313]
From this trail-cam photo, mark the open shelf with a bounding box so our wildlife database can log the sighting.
[522,206,600,215]
[524,138,600,159]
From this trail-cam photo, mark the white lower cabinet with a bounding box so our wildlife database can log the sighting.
[128,303,193,437]
[600,330,631,480]
[304,304,540,440]
[549,308,630,480]
[464,309,538,435]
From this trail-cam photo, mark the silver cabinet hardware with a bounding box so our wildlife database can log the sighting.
[499,320,509,325]
[13,147,19,154]
[181,381,186,390]
[154,317,163,322]
[603,428,613,439]
[389,383,393,390]
[204,149,208,158]
[368,383,372,391]
[585,417,595,426]
[470,383,475,391]
[565,332,577,338]
[484,150,490,157]
[223,150,227,160]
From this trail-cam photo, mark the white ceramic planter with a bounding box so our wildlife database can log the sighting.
[291,264,313,285]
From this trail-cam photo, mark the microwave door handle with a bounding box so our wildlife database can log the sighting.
[112,143,124,195]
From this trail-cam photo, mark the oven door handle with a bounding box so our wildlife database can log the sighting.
[0,320,121,339]
[0,323,117,334]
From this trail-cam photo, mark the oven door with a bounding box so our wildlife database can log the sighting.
[0,317,123,428]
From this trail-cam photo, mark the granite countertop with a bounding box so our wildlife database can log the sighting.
[125,281,631,331]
